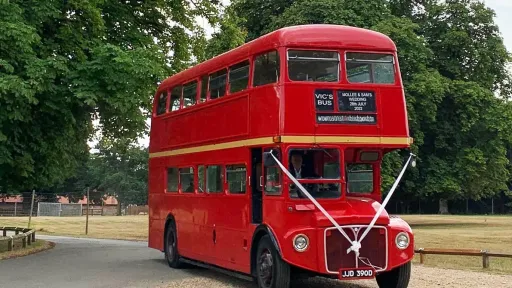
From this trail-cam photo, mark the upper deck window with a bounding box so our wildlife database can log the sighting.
[209,69,227,99]
[170,85,182,111]
[253,50,280,86]
[156,91,167,115]
[183,81,197,108]
[229,60,250,93]
[346,53,395,84]
[287,50,339,82]
[200,75,208,103]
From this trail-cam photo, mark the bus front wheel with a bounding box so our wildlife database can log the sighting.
[376,261,411,288]
[164,221,183,269]
[255,235,290,288]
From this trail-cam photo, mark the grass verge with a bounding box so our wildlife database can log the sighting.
[0,240,55,260]
[401,215,512,274]
[0,215,148,241]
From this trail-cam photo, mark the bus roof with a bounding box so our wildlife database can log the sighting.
[159,24,396,90]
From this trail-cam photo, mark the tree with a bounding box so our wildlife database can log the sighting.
[217,0,512,213]
[0,0,220,194]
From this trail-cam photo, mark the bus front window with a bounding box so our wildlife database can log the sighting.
[287,50,340,82]
[288,148,341,199]
[346,163,374,194]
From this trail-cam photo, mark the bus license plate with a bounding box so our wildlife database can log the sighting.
[338,268,375,280]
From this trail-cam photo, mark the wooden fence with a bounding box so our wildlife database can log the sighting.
[0,227,36,252]
[415,248,512,269]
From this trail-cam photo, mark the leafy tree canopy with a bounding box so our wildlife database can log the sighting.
[216,0,512,206]
[0,0,221,193]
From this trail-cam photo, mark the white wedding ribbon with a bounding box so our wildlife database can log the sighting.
[269,151,415,259]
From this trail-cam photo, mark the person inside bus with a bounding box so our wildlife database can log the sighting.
[289,150,315,179]
[289,150,319,197]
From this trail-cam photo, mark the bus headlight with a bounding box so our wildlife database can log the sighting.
[293,234,309,252]
[395,232,409,250]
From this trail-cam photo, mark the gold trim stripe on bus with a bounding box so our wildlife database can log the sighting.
[148,136,413,159]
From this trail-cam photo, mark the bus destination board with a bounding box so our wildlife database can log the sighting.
[338,90,376,112]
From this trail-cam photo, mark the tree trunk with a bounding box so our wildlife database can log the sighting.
[438,199,449,214]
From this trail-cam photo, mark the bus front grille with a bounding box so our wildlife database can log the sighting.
[324,226,388,274]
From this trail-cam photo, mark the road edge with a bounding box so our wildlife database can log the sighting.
[0,240,56,261]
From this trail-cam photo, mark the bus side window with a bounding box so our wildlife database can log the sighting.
[226,164,246,194]
[170,85,182,111]
[209,69,227,99]
[346,163,373,193]
[167,167,179,193]
[200,75,208,103]
[180,167,194,193]
[206,165,223,193]
[198,165,205,193]
[253,50,280,87]
[182,81,197,108]
[156,90,168,115]
[229,60,250,93]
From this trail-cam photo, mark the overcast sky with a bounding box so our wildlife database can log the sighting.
[90,0,512,149]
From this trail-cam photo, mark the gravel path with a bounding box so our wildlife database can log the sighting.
[1,235,510,288]
[158,264,512,288]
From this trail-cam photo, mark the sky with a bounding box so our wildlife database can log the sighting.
[88,0,512,150]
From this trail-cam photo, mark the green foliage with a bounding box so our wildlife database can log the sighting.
[0,0,220,193]
[218,0,512,208]
[204,5,247,60]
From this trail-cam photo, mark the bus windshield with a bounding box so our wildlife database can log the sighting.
[287,50,340,82]
[287,148,341,199]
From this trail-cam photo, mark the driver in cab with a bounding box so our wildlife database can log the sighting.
[289,150,319,197]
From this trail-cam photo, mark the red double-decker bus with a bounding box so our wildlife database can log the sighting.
[148,24,416,288]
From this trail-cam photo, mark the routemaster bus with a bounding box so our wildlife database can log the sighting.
[148,24,416,288]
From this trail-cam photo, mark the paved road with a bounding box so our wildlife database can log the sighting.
[0,235,197,288]
[1,235,510,288]
[0,235,377,288]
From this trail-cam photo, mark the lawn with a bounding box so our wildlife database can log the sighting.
[0,215,148,241]
[401,215,512,274]
[1,214,511,273]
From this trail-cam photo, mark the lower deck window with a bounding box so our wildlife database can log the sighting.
[180,167,194,193]
[346,163,374,193]
[226,164,246,194]
[207,165,223,193]
[167,167,179,192]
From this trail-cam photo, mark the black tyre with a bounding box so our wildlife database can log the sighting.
[164,220,183,268]
[255,235,290,288]
[376,261,411,288]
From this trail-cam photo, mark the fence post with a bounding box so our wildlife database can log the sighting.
[28,189,35,228]
[32,231,36,242]
[27,234,32,245]
[7,238,13,251]
[482,250,489,268]
[22,237,26,248]
[2,229,5,237]
[419,248,425,264]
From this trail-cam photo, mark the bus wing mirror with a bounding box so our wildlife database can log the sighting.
[263,151,278,167]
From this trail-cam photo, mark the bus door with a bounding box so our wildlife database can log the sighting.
[251,148,263,224]
[261,147,282,222]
